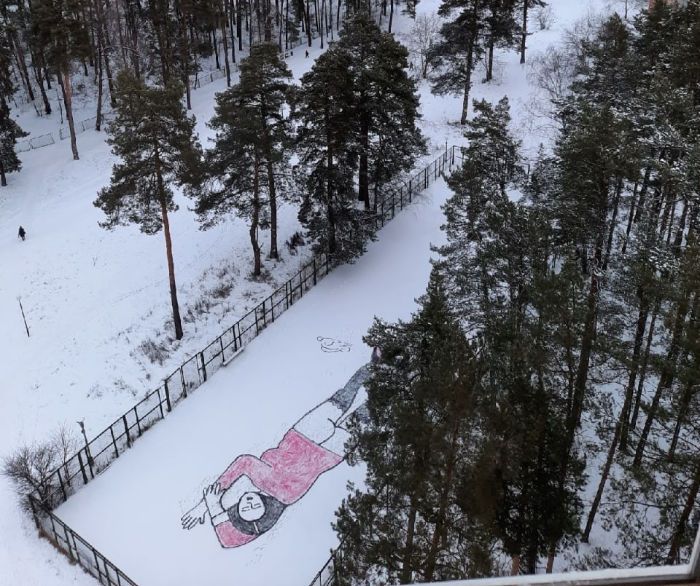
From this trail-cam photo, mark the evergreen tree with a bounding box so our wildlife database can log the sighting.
[516,0,546,64]
[430,0,491,124]
[0,105,27,186]
[189,43,293,275]
[484,0,517,82]
[338,12,426,210]
[0,28,26,187]
[94,72,202,340]
[295,45,372,263]
[335,270,494,584]
[31,0,91,160]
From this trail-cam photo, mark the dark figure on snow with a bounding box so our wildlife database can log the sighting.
[18,226,25,241]
[305,50,309,58]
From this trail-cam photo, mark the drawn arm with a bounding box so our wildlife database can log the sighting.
[216,454,274,492]
[202,483,257,548]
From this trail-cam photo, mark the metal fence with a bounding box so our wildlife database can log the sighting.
[59,111,115,140]
[309,548,343,586]
[28,498,138,586]
[28,145,460,586]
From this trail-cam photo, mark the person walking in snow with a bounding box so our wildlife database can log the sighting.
[17,226,25,241]
[181,364,370,548]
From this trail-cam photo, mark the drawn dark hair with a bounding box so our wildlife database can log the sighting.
[227,493,287,536]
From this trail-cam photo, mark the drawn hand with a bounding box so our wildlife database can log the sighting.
[203,483,225,517]
[181,499,207,530]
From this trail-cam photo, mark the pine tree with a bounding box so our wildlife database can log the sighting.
[516,0,546,64]
[295,45,372,263]
[484,0,517,82]
[431,0,491,124]
[94,72,202,340]
[337,12,425,210]
[0,105,27,187]
[31,0,91,160]
[0,27,26,187]
[335,270,494,584]
[189,43,292,275]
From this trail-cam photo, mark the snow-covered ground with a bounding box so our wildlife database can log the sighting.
[0,1,629,584]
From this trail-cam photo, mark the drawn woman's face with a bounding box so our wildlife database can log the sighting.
[238,492,266,522]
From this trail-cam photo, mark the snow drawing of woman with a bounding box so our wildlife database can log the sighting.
[180,364,369,548]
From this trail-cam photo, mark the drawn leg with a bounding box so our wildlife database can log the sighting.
[293,365,369,443]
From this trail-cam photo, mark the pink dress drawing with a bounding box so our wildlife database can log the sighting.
[181,364,370,548]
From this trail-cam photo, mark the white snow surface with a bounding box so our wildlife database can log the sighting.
[0,1,629,584]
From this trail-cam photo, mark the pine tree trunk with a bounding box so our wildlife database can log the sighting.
[59,69,80,161]
[582,413,624,541]
[156,155,184,340]
[238,0,244,51]
[603,176,623,270]
[0,161,7,187]
[630,300,660,432]
[668,380,693,460]
[11,31,35,102]
[358,110,370,210]
[29,49,52,115]
[666,461,700,564]
[486,39,494,82]
[520,0,528,64]
[619,289,649,451]
[570,238,603,429]
[545,550,554,573]
[424,424,460,582]
[251,155,263,276]
[632,165,653,224]
[511,556,521,576]
[400,496,418,584]
[96,47,104,131]
[94,0,116,108]
[388,0,394,33]
[267,158,279,259]
[633,290,693,467]
[221,8,232,87]
[460,39,475,125]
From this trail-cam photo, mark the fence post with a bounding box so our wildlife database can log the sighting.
[313,258,317,285]
[157,388,165,419]
[110,426,119,458]
[255,306,260,335]
[400,188,404,209]
[63,523,75,562]
[164,380,172,412]
[77,451,89,485]
[56,468,68,501]
[123,415,131,447]
[200,351,207,383]
[409,178,413,202]
[180,366,187,398]
[92,547,104,583]
[133,406,142,436]
[220,336,225,365]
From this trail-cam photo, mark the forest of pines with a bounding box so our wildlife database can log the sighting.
[1,0,699,580]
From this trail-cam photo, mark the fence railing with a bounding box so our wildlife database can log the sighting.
[28,144,460,586]
[28,497,138,586]
[59,111,116,140]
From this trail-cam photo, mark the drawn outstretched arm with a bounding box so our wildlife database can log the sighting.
[217,454,274,492]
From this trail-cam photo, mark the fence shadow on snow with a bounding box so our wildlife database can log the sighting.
[27,145,461,586]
